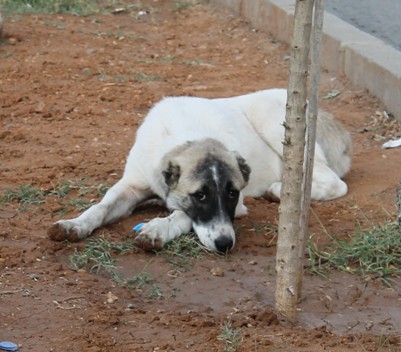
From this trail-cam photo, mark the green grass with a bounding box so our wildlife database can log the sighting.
[48,178,109,198]
[218,321,242,352]
[1,179,110,212]
[69,235,136,275]
[67,198,95,211]
[122,271,153,288]
[43,19,66,28]
[371,336,401,352]
[172,1,195,12]
[138,56,176,64]
[148,283,163,298]
[0,38,10,46]
[86,30,145,41]
[159,233,207,271]
[68,232,207,297]
[131,69,161,82]
[95,68,161,83]
[0,184,45,207]
[1,0,108,15]
[0,49,13,59]
[48,179,90,197]
[307,222,401,286]
[122,272,163,298]
[128,2,158,19]
[69,236,163,298]
[137,54,213,66]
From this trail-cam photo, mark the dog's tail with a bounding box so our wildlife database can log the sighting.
[316,110,352,178]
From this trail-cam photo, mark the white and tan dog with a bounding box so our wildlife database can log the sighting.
[48,89,352,252]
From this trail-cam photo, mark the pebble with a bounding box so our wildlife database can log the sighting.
[210,267,225,277]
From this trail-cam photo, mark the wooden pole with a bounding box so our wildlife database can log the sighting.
[298,0,325,296]
[275,0,314,323]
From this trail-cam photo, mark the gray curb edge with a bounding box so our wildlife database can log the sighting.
[206,0,401,119]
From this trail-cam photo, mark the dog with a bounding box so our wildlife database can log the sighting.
[48,88,352,252]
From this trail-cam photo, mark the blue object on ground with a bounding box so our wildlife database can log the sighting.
[0,341,18,351]
[133,223,146,232]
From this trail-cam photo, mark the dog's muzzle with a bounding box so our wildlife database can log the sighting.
[214,235,234,253]
[193,222,236,253]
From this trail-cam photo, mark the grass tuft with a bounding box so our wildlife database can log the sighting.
[123,271,153,288]
[122,271,163,298]
[1,179,110,212]
[159,233,207,271]
[172,1,195,12]
[218,320,242,352]
[307,222,401,285]
[0,184,45,207]
[69,236,163,298]
[1,0,105,15]
[69,236,136,275]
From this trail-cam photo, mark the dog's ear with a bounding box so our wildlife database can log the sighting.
[162,161,181,188]
[236,155,251,184]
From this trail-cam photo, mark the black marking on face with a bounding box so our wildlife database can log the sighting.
[236,155,251,184]
[162,162,181,188]
[184,155,240,226]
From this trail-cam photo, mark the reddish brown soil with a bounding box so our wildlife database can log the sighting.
[1,1,401,351]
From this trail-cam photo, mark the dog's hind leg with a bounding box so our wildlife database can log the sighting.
[234,192,248,217]
[48,179,152,242]
[267,162,348,202]
[309,163,348,201]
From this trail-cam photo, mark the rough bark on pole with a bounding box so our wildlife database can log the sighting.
[275,0,314,323]
[299,0,325,295]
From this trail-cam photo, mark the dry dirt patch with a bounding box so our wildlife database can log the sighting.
[1,1,401,351]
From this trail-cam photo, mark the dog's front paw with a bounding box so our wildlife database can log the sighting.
[47,220,88,242]
[133,218,169,251]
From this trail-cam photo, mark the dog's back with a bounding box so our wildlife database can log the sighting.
[218,88,352,179]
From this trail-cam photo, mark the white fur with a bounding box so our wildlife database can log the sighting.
[49,89,351,251]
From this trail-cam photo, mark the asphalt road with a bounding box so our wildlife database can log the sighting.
[325,0,401,52]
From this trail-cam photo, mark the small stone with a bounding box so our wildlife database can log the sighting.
[210,267,225,277]
[29,274,39,281]
[106,291,118,303]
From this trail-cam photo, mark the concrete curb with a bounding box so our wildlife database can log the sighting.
[206,0,401,119]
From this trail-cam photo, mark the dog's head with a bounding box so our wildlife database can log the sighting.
[161,139,250,252]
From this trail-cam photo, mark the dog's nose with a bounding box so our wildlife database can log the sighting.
[215,236,234,253]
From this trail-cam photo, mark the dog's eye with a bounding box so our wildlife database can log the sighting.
[228,189,239,199]
[193,192,206,202]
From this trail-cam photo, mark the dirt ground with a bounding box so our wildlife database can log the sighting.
[1,1,401,351]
